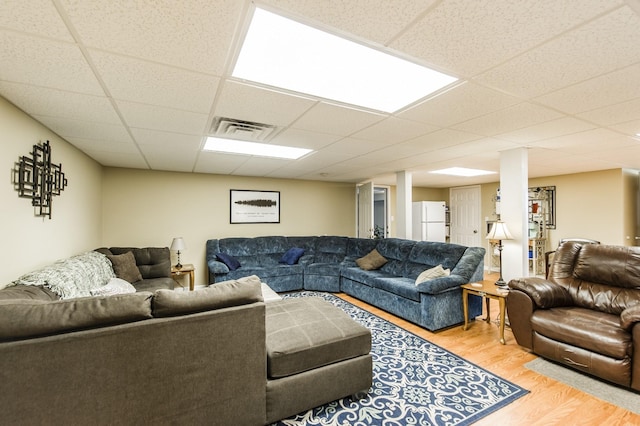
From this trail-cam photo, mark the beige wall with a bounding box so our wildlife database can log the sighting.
[3,91,638,288]
[0,97,103,287]
[101,168,356,285]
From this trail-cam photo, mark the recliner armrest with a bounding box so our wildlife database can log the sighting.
[620,304,640,330]
[508,277,572,309]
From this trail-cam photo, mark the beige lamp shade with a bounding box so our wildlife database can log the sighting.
[486,221,513,241]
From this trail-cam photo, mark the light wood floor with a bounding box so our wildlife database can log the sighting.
[336,272,640,426]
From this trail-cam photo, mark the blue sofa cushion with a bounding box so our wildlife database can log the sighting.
[305,263,342,276]
[216,253,241,271]
[372,276,421,302]
[376,238,416,277]
[279,248,305,265]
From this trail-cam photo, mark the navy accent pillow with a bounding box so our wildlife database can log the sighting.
[279,247,305,265]
[216,253,241,271]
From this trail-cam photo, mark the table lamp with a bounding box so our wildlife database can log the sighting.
[170,237,186,269]
[486,220,513,287]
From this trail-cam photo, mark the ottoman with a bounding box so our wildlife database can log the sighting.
[265,297,372,423]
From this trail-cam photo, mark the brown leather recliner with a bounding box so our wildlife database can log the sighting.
[507,241,640,391]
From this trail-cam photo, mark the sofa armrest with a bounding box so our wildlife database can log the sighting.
[508,277,572,309]
[621,304,640,330]
[208,259,230,274]
[416,275,466,294]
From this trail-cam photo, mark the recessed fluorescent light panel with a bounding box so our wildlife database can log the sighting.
[233,8,458,113]
[430,167,496,177]
[204,137,312,160]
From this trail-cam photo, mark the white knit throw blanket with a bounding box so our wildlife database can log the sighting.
[11,251,115,299]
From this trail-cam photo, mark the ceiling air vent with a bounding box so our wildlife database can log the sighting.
[209,117,277,141]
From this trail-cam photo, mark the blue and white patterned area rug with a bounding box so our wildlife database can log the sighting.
[272,291,528,426]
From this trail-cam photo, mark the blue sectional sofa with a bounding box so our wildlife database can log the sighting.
[206,236,485,331]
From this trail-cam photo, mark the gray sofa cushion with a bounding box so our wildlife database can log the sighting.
[152,275,264,317]
[266,297,371,379]
[107,251,143,283]
[0,292,153,341]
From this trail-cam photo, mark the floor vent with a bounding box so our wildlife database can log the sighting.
[209,117,277,141]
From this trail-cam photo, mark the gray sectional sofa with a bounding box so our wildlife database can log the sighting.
[206,236,485,331]
[0,254,372,425]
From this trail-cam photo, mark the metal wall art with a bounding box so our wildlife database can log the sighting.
[13,140,68,219]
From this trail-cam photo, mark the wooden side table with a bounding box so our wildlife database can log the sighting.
[461,281,509,344]
[171,264,195,291]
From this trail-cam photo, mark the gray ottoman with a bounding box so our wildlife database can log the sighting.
[265,297,372,423]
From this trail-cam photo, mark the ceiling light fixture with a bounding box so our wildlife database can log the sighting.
[203,137,312,160]
[430,167,496,177]
[233,7,458,113]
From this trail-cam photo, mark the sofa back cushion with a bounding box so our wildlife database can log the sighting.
[0,292,153,342]
[107,247,171,279]
[376,238,416,277]
[345,238,378,260]
[313,236,348,263]
[152,275,263,317]
[404,241,467,280]
[552,242,640,314]
[217,237,288,267]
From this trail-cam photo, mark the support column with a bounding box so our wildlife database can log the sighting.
[500,148,529,281]
[396,171,412,239]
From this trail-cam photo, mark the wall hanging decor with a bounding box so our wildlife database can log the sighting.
[230,189,280,223]
[13,140,68,219]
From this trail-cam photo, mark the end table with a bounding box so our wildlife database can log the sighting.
[461,281,509,344]
[171,264,195,291]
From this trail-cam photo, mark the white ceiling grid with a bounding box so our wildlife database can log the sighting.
[0,0,639,187]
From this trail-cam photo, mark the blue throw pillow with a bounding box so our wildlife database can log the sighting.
[216,253,241,271]
[279,247,305,265]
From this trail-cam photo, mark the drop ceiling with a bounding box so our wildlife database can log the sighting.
[1,0,640,187]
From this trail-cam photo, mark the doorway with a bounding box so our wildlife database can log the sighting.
[373,186,390,238]
[449,185,482,247]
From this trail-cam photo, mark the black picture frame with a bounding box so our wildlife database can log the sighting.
[230,190,280,224]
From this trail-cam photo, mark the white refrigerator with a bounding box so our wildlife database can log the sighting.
[412,201,447,242]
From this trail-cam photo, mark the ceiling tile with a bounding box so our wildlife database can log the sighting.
[452,103,563,136]
[292,102,385,136]
[270,128,342,149]
[131,128,203,151]
[215,81,317,127]
[116,101,209,135]
[398,81,522,126]
[0,82,120,124]
[193,152,250,175]
[496,117,596,144]
[81,150,149,169]
[58,0,245,74]
[90,50,219,113]
[0,0,74,41]
[390,0,621,76]
[32,115,133,143]
[0,32,102,94]
[476,6,640,98]
[350,116,439,143]
[66,137,139,155]
[141,148,199,173]
[534,63,640,114]
[577,97,640,126]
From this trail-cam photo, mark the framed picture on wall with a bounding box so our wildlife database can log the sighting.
[230,190,280,224]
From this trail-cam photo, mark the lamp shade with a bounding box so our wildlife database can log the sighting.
[486,221,513,241]
[170,237,186,251]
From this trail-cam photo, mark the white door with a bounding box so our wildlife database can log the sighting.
[449,186,482,247]
[356,181,374,238]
